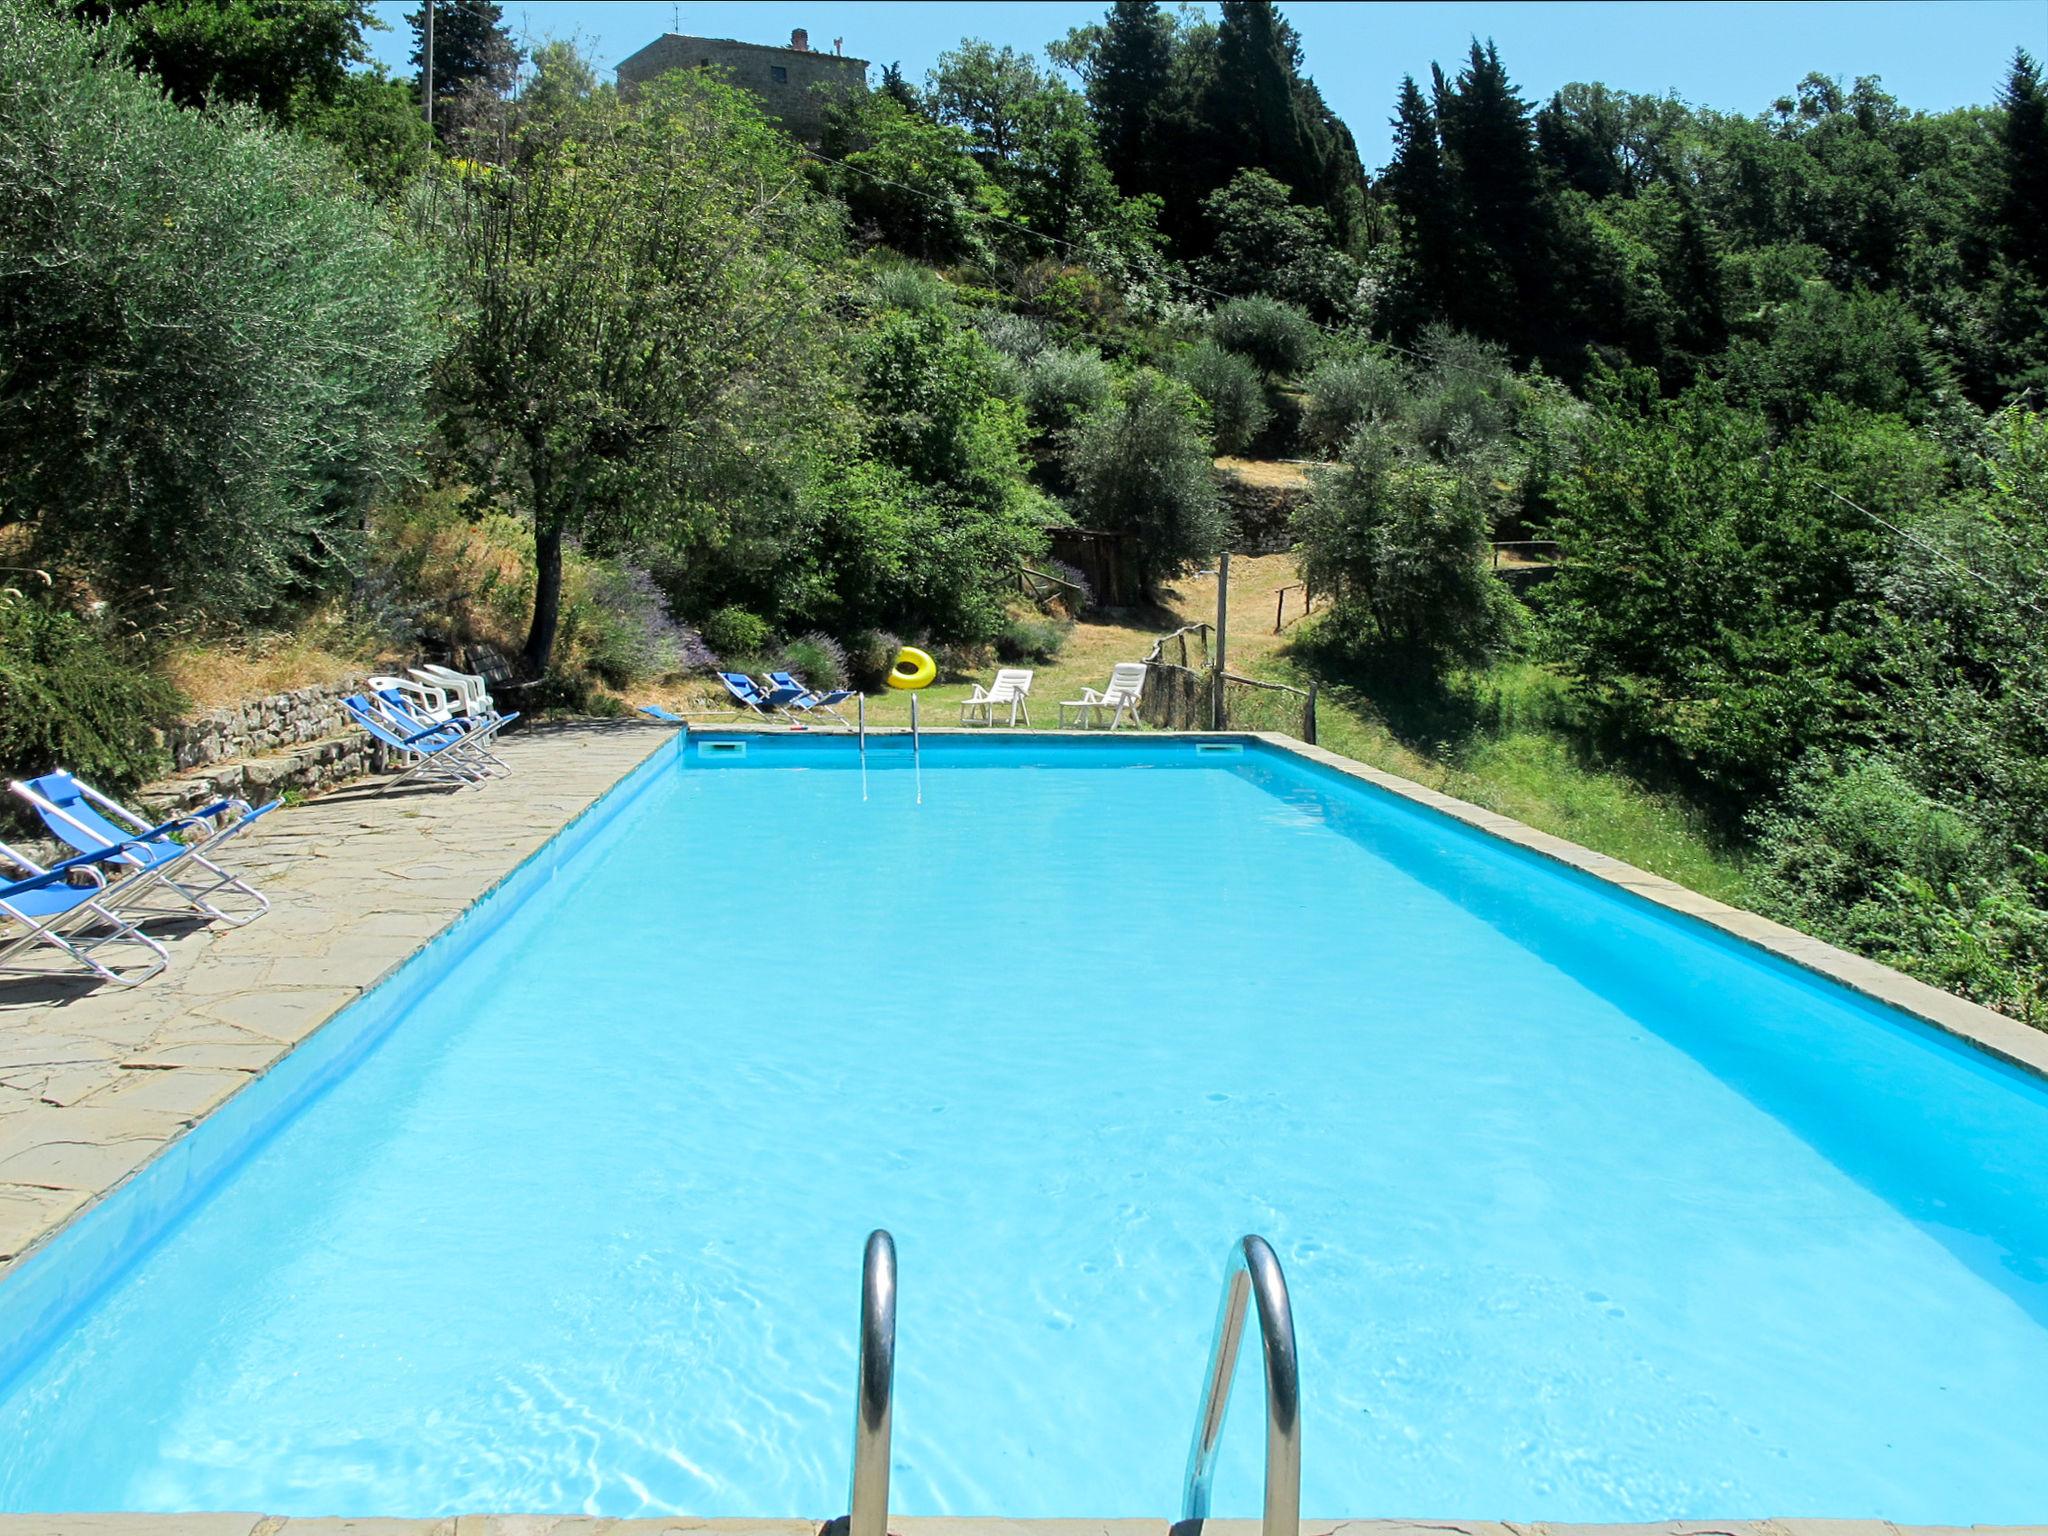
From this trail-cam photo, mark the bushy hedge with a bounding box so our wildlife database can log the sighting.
[0,599,182,792]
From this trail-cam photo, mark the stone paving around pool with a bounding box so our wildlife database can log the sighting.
[0,720,674,1276]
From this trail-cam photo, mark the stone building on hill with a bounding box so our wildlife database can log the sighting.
[616,28,868,142]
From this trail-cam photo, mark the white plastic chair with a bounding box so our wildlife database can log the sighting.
[369,674,458,724]
[960,668,1034,726]
[412,664,496,720]
[1060,662,1147,729]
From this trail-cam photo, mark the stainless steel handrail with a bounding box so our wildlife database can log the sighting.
[1180,1234,1300,1536]
[847,1228,897,1536]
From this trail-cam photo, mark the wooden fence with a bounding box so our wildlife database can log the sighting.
[1138,622,1317,742]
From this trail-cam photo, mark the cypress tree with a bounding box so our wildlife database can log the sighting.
[1091,0,1174,198]
[407,0,518,110]
[1436,39,1551,351]
[1382,75,1452,320]
[1997,49,2048,280]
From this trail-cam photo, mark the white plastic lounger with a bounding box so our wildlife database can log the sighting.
[960,668,1034,726]
[1059,662,1147,730]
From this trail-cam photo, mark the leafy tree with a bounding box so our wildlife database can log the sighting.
[1302,349,1407,452]
[518,38,596,120]
[1537,385,1930,801]
[76,0,372,118]
[820,92,995,264]
[929,39,1045,164]
[1062,369,1225,589]
[1024,346,1112,434]
[433,67,841,674]
[296,65,431,196]
[1294,426,1516,666]
[1196,168,1360,320]
[407,0,517,116]
[856,303,1038,518]
[1,3,438,619]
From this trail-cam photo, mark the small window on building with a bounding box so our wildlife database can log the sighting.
[770,65,789,84]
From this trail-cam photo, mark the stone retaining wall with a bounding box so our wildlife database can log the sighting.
[164,682,367,773]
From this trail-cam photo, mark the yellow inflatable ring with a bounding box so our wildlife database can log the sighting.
[885,646,937,691]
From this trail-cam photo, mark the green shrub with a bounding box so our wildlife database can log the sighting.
[844,629,902,692]
[0,599,183,792]
[1172,341,1271,455]
[933,639,992,680]
[779,632,850,692]
[1302,352,1409,453]
[699,606,772,661]
[1210,296,1321,380]
[1024,347,1112,434]
[996,615,1071,664]
[1750,755,2047,1022]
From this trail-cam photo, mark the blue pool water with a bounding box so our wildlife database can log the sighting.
[1,735,2044,1520]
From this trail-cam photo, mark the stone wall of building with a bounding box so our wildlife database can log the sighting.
[616,31,867,141]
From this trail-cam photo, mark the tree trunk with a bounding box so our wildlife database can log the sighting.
[524,519,565,676]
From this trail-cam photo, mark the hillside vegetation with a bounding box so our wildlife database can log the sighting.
[0,0,2042,1019]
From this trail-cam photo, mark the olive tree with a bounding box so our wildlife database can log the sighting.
[1294,428,1517,666]
[1062,369,1226,592]
[433,64,841,673]
[0,4,438,619]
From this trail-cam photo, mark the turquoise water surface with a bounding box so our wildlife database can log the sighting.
[1,736,2044,1519]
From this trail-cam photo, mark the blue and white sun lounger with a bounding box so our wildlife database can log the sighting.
[0,840,171,987]
[370,688,518,777]
[718,673,781,717]
[767,673,856,725]
[344,694,497,792]
[9,772,277,928]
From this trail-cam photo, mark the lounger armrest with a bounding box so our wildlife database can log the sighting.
[41,842,152,879]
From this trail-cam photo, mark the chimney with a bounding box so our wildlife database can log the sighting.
[790,28,809,51]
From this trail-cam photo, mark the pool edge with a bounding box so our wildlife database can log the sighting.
[0,1514,2038,1536]
[1244,729,2048,1083]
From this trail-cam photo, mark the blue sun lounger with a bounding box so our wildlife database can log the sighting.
[638,704,685,723]
[718,672,791,717]
[0,840,171,987]
[10,771,277,928]
[344,694,498,792]
[370,687,518,777]
[767,673,856,725]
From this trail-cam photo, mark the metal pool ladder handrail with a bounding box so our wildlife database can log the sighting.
[847,1228,897,1536]
[1181,1233,1301,1536]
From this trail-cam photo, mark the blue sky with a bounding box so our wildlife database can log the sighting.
[363,1,2046,170]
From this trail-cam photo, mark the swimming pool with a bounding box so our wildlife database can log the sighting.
[1,733,2043,1521]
